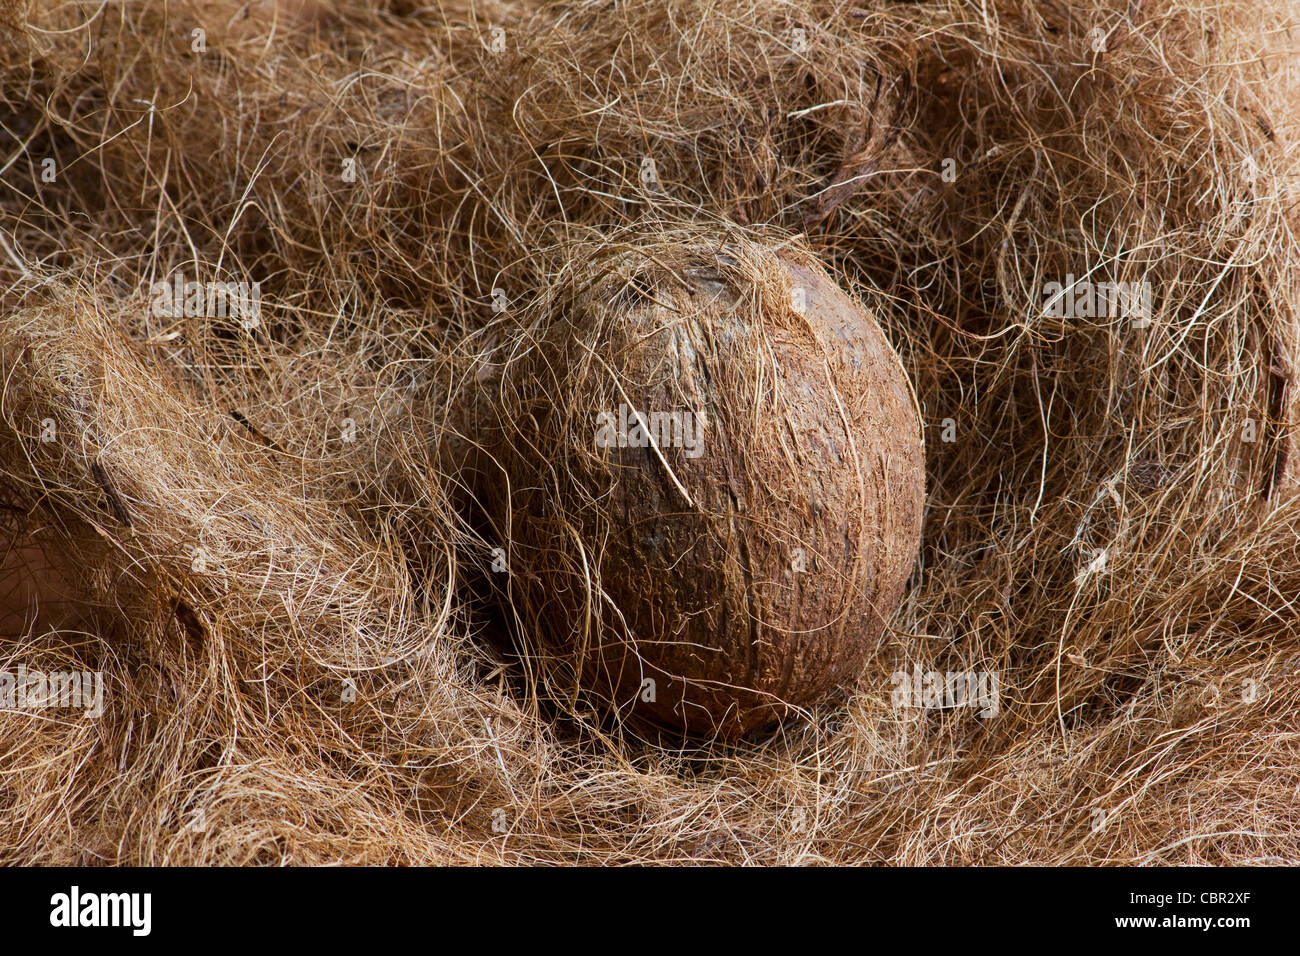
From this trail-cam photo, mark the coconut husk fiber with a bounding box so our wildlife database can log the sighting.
[1,0,1299,863]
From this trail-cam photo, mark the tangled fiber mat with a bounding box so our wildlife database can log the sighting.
[1,0,1299,864]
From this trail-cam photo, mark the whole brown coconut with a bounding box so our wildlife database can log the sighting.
[483,238,924,737]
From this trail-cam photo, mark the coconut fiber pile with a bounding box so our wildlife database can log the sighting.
[1,0,1299,865]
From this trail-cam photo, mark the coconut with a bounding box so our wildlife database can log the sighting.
[480,238,924,737]
[0,532,84,638]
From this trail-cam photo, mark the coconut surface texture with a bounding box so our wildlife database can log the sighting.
[485,239,924,737]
